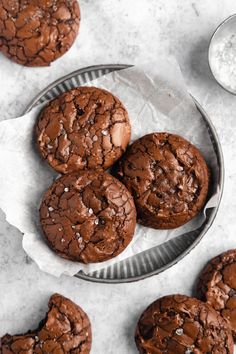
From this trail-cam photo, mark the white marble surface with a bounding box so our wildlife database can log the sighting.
[1,0,236,353]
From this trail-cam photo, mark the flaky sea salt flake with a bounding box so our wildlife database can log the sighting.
[175,328,183,336]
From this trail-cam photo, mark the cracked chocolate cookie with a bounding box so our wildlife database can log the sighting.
[39,171,136,263]
[0,293,92,354]
[118,132,209,229]
[135,294,234,354]
[197,249,236,340]
[0,0,80,66]
[36,86,131,174]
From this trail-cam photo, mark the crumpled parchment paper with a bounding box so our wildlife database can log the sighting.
[0,58,219,277]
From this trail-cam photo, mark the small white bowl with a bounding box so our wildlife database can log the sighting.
[209,14,236,94]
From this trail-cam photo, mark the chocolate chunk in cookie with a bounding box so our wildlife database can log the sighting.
[39,171,136,263]
[135,294,234,354]
[197,249,236,340]
[0,293,92,354]
[118,132,209,229]
[0,0,80,66]
[36,87,131,173]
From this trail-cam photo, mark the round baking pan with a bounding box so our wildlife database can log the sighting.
[24,64,224,283]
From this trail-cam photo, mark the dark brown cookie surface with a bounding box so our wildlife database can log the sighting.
[197,249,236,340]
[135,294,234,354]
[36,87,131,174]
[118,133,209,229]
[0,293,92,354]
[0,0,80,66]
[39,171,136,263]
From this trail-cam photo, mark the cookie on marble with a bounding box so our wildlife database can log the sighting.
[118,132,209,229]
[0,0,80,66]
[0,293,92,354]
[39,171,136,263]
[135,294,234,354]
[36,86,131,173]
[197,249,236,340]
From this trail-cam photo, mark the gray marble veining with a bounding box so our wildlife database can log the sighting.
[1,0,236,353]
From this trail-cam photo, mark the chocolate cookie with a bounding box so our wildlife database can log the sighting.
[39,171,136,263]
[0,0,80,66]
[197,249,236,340]
[135,294,234,354]
[36,87,131,174]
[0,293,92,354]
[118,133,209,229]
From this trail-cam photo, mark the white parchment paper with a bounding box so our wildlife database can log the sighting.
[0,58,219,277]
